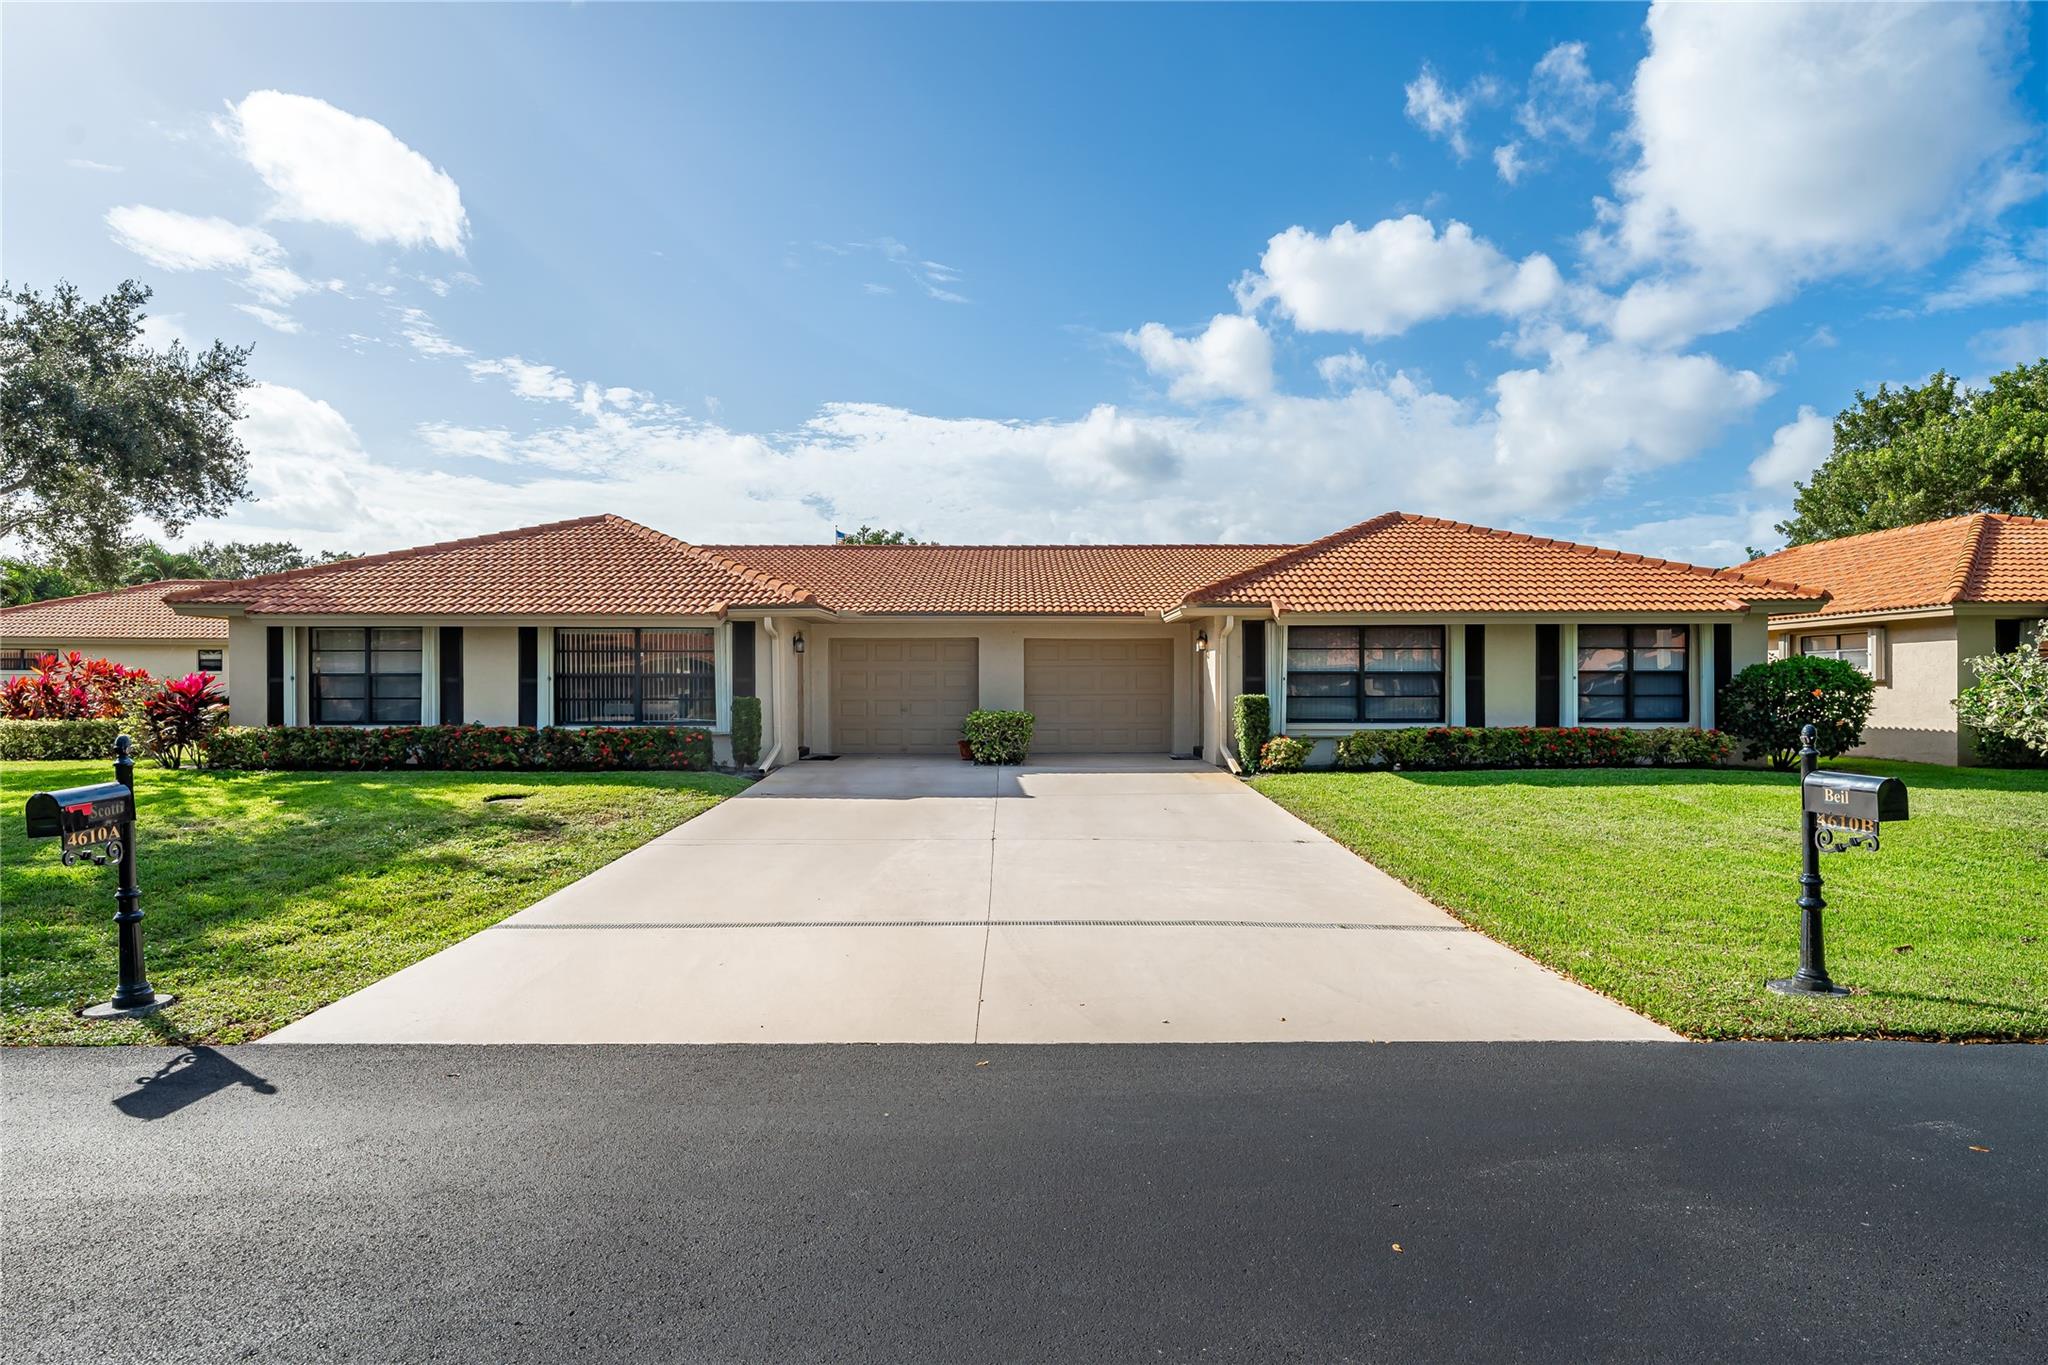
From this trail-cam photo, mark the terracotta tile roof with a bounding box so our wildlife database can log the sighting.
[166,516,819,617]
[1741,514,2048,619]
[0,580,228,640]
[1178,513,1825,615]
[703,543,1290,615]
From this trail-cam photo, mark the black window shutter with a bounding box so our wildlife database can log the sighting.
[1996,619,2021,654]
[439,627,464,724]
[1713,623,1733,704]
[1464,624,1486,727]
[517,627,539,727]
[265,626,286,727]
[731,621,756,696]
[1535,624,1560,728]
[1240,621,1266,696]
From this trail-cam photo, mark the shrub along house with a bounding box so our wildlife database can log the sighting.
[1,580,230,688]
[163,510,1829,769]
[1740,513,2048,764]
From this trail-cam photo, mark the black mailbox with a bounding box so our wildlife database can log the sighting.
[24,782,135,861]
[1801,770,1910,826]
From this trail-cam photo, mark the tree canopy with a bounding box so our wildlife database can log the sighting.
[837,525,927,545]
[1,539,357,605]
[1,279,255,582]
[1775,359,2048,545]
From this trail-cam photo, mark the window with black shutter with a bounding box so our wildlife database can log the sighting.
[439,627,464,724]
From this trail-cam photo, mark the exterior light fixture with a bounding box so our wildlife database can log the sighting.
[1195,629,1209,651]
[792,633,806,654]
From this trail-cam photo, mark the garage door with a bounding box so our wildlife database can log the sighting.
[1024,638,1174,753]
[830,638,979,754]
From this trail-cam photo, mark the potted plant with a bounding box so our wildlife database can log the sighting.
[956,727,974,761]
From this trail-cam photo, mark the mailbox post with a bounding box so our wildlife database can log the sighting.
[21,735,173,1018]
[1769,723,1909,998]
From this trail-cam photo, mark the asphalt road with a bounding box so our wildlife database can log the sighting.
[5,1042,2042,1363]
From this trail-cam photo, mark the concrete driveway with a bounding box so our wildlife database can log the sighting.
[267,757,1675,1044]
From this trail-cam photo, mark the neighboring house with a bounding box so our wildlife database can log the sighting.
[165,511,1827,770]
[1742,514,2048,764]
[0,580,230,689]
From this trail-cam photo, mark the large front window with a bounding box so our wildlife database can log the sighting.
[1577,625,1687,722]
[1286,625,1444,724]
[311,627,422,725]
[554,628,715,726]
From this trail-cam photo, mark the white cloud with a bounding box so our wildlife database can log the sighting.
[396,307,471,358]
[105,205,311,305]
[234,303,303,335]
[66,158,123,173]
[1970,319,2048,368]
[1122,314,1274,403]
[1403,65,1473,159]
[1516,42,1607,144]
[136,313,191,353]
[1492,141,1528,186]
[1596,1,2040,346]
[1924,230,2047,312]
[1243,216,1561,338]
[1749,406,1832,490]
[467,355,578,402]
[1491,336,1771,507]
[220,91,469,252]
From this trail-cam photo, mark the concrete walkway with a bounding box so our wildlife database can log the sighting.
[265,757,1676,1043]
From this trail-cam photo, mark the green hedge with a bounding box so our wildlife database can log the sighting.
[1332,725,1732,771]
[0,718,124,761]
[730,696,763,768]
[202,724,714,772]
[963,709,1034,765]
[1233,693,1270,773]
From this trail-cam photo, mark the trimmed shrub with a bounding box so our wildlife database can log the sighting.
[730,695,763,768]
[1232,693,1270,774]
[202,724,713,772]
[963,709,1034,765]
[0,717,123,761]
[1332,725,1732,771]
[127,672,230,769]
[1955,636,2048,763]
[1,651,152,720]
[1718,656,1876,770]
[1259,735,1313,772]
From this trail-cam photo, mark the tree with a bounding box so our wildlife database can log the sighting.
[1954,632,2048,764]
[1,279,254,582]
[1774,360,2048,545]
[0,539,356,603]
[838,525,925,545]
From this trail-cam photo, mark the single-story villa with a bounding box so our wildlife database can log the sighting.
[1,579,230,688]
[163,511,1828,770]
[1740,513,2048,764]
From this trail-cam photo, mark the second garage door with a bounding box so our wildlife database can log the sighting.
[1023,638,1174,754]
[831,638,979,754]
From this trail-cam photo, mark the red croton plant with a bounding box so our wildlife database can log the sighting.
[0,652,153,720]
[131,671,231,769]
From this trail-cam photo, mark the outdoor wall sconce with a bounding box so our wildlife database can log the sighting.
[792,633,806,654]
[1195,629,1209,651]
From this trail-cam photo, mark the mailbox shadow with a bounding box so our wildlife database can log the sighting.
[112,1047,279,1121]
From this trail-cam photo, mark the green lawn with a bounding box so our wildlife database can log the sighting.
[1254,761,2047,1041]
[1,761,748,1045]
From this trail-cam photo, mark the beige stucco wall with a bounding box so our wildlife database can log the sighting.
[460,626,522,726]
[2,636,228,695]
[1768,615,1963,765]
[1482,623,1538,726]
[782,617,1199,757]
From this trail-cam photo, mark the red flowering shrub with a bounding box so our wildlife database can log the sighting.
[129,672,230,769]
[0,651,152,720]
[1333,726,1731,771]
[202,723,713,772]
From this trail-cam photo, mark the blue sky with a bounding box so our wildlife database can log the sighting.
[5,2,2045,563]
